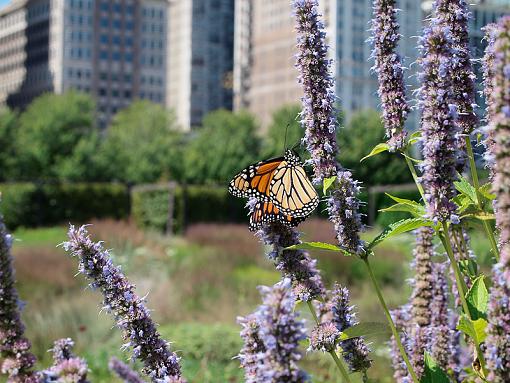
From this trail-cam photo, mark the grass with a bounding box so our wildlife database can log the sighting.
[7,219,491,382]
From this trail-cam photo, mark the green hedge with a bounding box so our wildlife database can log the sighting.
[132,185,246,233]
[0,183,130,229]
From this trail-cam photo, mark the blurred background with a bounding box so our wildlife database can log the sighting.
[0,0,508,382]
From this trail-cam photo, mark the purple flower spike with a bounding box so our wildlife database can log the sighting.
[370,0,410,151]
[418,23,459,224]
[434,0,478,169]
[109,357,145,383]
[328,284,372,372]
[51,338,76,364]
[63,225,185,383]
[292,0,365,255]
[410,228,434,327]
[257,223,325,302]
[485,16,510,383]
[389,306,410,382]
[238,279,309,382]
[0,215,39,383]
[309,322,339,353]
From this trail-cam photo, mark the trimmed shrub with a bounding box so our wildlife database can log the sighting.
[0,183,130,229]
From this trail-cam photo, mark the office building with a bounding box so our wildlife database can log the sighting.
[167,0,235,130]
[0,0,169,128]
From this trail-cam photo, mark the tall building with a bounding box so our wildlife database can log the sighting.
[0,0,169,128]
[233,0,422,128]
[167,0,235,130]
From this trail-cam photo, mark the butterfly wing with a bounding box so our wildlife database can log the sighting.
[229,157,284,201]
[249,201,304,231]
[269,164,319,218]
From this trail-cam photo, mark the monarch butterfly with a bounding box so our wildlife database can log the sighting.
[248,200,305,231]
[229,149,318,228]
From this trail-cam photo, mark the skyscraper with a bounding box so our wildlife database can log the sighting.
[233,0,423,129]
[0,0,169,128]
[167,0,235,130]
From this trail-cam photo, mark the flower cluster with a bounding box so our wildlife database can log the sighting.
[485,16,510,383]
[328,284,372,372]
[0,216,39,383]
[418,23,459,224]
[370,0,410,151]
[433,0,478,140]
[109,357,145,383]
[43,338,89,383]
[63,226,185,383]
[238,279,309,382]
[389,306,410,382]
[293,0,365,256]
[308,322,339,353]
[257,222,325,302]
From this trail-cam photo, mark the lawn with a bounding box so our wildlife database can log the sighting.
[9,219,491,382]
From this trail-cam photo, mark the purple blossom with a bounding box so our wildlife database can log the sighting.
[109,357,145,383]
[482,23,500,171]
[370,0,410,151]
[43,338,89,383]
[257,223,325,302]
[308,322,339,353]
[0,215,39,383]
[433,0,478,171]
[389,306,411,382]
[328,284,372,372]
[63,225,185,383]
[418,23,459,223]
[485,16,510,383]
[238,279,309,382]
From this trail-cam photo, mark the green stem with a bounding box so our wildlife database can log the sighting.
[403,150,425,200]
[440,222,488,378]
[306,301,353,383]
[464,136,500,261]
[362,257,420,383]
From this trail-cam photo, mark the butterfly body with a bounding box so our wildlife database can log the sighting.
[229,149,318,230]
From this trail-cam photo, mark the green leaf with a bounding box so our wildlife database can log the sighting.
[454,175,477,204]
[459,259,478,279]
[339,322,390,340]
[408,131,422,145]
[457,315,488,346]
[453,194,476,214]
[379,203,423,217]
[323,176,337,195]
[285,242,353,257]
[466,276,488,320]
[368,218,434,250]
[421,352,451,383]
[381,194,426,217]
[360,143,390,162]
[479,183,496,201]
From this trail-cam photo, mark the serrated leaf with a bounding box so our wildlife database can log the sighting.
[479,183,496,201]
[453,194,476,214]
[454,176,477,204]
[361,143,390,162]
[466,276,488,320]
[379,203,423,217]
[382,194,425,217]
[421,352,451,383]
[459,259,478,279]
[285,242,353,257]
[368,218,434,250]
[457,315,488,346]
[339,322,390,340]
[323,176,337,195]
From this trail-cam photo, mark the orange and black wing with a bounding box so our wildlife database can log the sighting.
[249,201,304,231]
[229,157,284,201]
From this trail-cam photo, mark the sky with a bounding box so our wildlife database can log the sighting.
[0,0,10,8]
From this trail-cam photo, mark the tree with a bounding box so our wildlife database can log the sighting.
[101,100,184,184]
[184,109,261,184]
[263,104,303,158]
[16,91,95,180]
[0,108,18,181]
[337,109,411,186]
